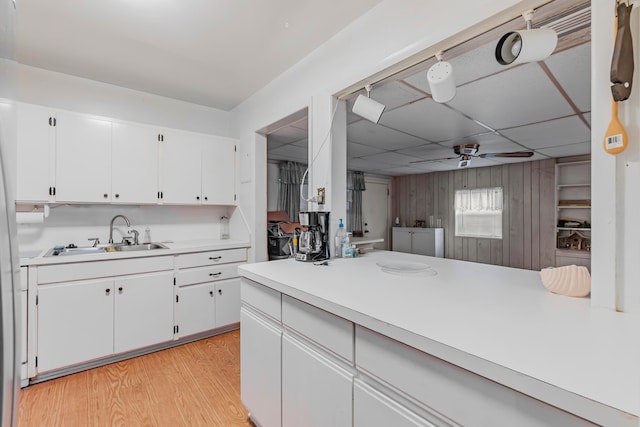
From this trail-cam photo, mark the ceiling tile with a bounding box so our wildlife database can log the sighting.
[500,115,590,149]
[347,119,428,150]
[379,98,487,142]
[359,152,419,166]
[537,141,591,158]
[291,139,309,149]
[543,43,591,112]
[268,126,308,145]
[447,62,575,130]
[438,132,524,152]
[268,144,308,163]
[347,141,386,158]
[376,166,427,176]
[489,153,550,164]
[396,144,458,161]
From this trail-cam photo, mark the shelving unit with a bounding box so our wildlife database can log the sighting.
[555,159,591,270]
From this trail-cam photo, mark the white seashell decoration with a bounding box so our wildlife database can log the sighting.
[539,265,591,297]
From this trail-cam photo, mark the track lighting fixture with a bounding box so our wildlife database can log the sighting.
[352,84,385,124]
[495,9,557,65]
[427,52,456,103]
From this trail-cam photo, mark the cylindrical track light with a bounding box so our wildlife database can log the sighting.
[352,85,385,123]
[495,27,557,65]
[427,57,456,103]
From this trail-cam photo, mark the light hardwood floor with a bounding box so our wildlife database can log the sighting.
[18,330,252,427]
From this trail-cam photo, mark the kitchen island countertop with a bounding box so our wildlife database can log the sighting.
[239,250,639,423]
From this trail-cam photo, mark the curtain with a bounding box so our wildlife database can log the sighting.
[347,171,366,236]
[277,161,306,222]
[454,187,503,212]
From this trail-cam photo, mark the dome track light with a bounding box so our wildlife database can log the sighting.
[495,9,557,65]
[427,51,456,103]
[352,84,385,124]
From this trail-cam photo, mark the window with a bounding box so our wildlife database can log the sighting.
[455,187,503,239]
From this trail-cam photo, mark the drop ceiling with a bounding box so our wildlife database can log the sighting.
[267,1,592,176]
[15,0,384,111]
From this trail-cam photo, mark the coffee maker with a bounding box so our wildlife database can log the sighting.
[295,211,330,262]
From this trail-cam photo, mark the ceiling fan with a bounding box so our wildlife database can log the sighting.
[410,143,534,168]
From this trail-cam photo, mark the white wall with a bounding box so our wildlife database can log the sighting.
[230,0,553,264]
[17,64,232,137]
[591,1,640,312]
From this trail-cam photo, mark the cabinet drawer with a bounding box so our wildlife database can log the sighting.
[176,263,241,286]
[282,295,353,362]
[175,248,246,269]
[355,326,592,427]
[37,256,174,284]
[241,278,281,321]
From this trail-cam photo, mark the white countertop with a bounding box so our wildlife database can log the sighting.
[20,239,250,266]
[239,250,639,422]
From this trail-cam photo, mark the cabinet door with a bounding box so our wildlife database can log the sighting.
[215,278,240,327]
[55,111,112,203]
[114,271,174,353]
[37,279,114,372]
[160,129,202,204]
[240,307,282,427]
[16,103,55,202]
[412,230,437,256]
[111,122,159,204]
[282,334,352,427]
[354,380,436,427]
[392,229,412,253]
[176,282,215,337]
[202,136,236,205]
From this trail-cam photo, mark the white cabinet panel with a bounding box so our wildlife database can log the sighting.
[392,228,444,257]
[37,279,114,372]
[111,122,160,204]
[282,334,353,427]
[114,271,174,353]
[241,307,282,427]
[215,278,240,327]
[175,248,246,269]
[354,380,435,427]
[54,111,112,203]
[160,130,202,204]
[177,282,216,337]
[16,103,55,202]
[202,137,236,205]
[175,263,239,286]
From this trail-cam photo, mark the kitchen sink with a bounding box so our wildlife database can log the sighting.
[112,243,168,252]
[44,242,168,257]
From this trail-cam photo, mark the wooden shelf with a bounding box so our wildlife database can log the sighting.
[557,227,591,231]
[557,184,591,189]
[557,206,591,209]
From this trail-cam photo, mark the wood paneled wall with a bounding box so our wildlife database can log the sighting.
[391,159,556,270]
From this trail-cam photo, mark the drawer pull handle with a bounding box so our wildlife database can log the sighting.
[209,272,222,277]
[208,256,222,261]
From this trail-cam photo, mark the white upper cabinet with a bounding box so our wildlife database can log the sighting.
[202,136,236,205]
[16,103,236,206]
[111,122,160,204]
[54,111,112,203]
[160,129,203,204]
[16,103,56,202]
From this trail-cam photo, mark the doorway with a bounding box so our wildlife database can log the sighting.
[359,175,390,250]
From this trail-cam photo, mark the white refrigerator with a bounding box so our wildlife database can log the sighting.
[0,0,20,424]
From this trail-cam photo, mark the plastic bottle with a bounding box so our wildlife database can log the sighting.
[342,232,351,258]
[143,227,152,244]
[335,218,346,258]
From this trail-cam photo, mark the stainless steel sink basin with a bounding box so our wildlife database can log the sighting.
[112,243,168,252]
[44,242,168,257]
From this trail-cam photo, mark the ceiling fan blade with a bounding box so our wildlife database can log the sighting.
[479,151,534,158]
[409,156,459,164]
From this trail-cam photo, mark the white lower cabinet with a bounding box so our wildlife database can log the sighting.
[177,282,216,337]
[37,278,115,372]
[113,272,174,353]
[215,278,240,326]
[240,306,282,427]
[282,334,353,427]
[353,380,435,427]
[37,271,173,373]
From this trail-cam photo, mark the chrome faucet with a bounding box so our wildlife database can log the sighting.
[109,214,131,244]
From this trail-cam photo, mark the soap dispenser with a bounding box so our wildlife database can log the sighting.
[143,227,152,244]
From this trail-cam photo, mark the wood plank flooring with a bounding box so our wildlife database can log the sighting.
[18,330,252,427]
